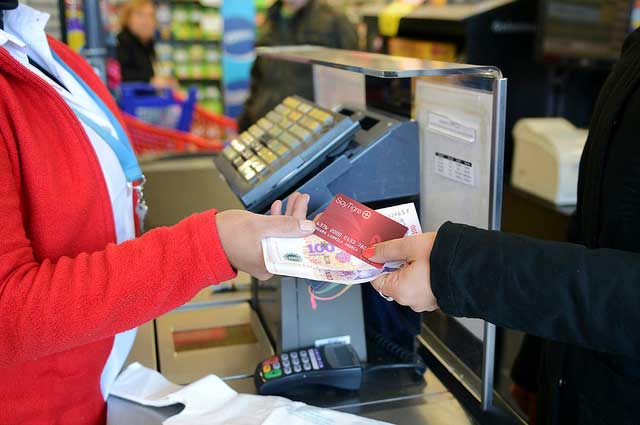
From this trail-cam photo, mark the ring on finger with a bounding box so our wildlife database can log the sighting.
[377,274,394,302]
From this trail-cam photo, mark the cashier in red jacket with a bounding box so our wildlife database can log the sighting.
[0,4,316,424]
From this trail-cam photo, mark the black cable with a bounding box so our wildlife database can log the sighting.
[368,326,427,376]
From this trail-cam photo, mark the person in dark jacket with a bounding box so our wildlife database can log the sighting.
[362,28,640,425]
[237,0,358,131]
[116,0,173,86]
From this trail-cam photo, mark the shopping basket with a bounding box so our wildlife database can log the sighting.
[122,112,232,154]
[119,83,197,131]
[187,98,238,141]
[118,84,237,155]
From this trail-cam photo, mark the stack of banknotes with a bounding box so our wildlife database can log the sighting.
[262,203,422,284]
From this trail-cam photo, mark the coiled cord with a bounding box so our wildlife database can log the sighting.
[367,326,426,376]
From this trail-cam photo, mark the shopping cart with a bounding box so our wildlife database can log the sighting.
[118,83,237,155]
[119,83,197,131]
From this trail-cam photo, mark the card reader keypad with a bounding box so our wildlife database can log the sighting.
[260,348,325,380]
[221,96,337,184]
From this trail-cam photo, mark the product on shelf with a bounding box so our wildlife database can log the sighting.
[152,1,262,114]
[170,3,222,41]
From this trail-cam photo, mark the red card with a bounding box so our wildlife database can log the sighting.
[314,194,408,268]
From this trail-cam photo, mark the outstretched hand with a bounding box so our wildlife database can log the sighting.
[365,232,439,312]
[216,193,315,280]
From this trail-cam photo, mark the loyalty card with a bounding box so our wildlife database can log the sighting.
[314,194,408,268]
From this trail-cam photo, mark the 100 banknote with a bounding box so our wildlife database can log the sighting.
[262,203,422,285]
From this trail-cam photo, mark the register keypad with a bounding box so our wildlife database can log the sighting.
[260,348,325,380]
[214,95,359,212]
[222,96,342,183]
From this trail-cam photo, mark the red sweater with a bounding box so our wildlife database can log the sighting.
[0,38,236,423]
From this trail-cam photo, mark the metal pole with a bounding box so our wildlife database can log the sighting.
[82,0,107,81]
[58,0,67,43]
[481,322,496,409]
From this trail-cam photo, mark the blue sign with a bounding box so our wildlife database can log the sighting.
[222,0,256,118]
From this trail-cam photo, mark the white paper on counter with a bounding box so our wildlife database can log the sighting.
[110,363,392,425]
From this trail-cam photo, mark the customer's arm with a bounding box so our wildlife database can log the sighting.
[367,223,640,358]
[0,139,314,367]
[430,222,640,356]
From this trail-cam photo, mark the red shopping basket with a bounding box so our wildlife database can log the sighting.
[122,107,237,155]
[191,103,238,141]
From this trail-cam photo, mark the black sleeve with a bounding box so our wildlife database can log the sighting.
[430,222,640,358]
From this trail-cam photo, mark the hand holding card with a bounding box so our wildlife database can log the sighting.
[314,194,408,268]
[262,201,422,285]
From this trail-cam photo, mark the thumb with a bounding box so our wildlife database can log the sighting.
[363,238,411,263]
[364,234,436,263]
[261,215,316,238]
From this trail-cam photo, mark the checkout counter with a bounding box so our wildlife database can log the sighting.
[108,47,524,425]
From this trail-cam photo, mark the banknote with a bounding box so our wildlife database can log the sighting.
[263,264,395,285]
[262,235,371,272]
[262,202,422,285]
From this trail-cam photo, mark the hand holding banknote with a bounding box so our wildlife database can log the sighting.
[262,198,423,285]
[365,233,439,312]
[217,193,315,281]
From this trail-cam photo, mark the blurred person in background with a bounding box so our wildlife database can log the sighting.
[238,0,358,131]
[117,0,174,86]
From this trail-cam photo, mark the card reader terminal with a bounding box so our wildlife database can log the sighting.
[255,343,363,395]
[215,96,360,212]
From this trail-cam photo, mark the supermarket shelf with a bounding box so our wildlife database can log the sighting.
[154,0,256,116]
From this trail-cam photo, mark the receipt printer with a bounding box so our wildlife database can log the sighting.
[511,118,587,206]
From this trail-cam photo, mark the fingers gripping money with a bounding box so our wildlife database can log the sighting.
[262,194,422,285]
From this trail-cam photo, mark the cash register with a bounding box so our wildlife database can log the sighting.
[214,88,421,368]
[210,45,505,405]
